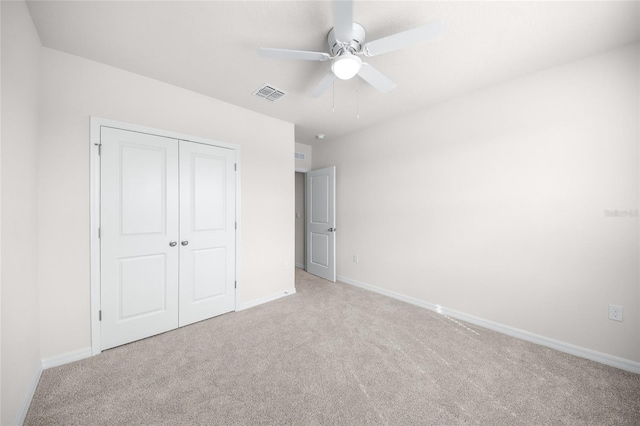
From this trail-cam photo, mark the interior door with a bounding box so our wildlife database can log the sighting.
[178,141,236,326]
[306,166,336,282]
[100,127,180,350]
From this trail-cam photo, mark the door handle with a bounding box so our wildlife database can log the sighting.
[181,240,189,246]
[169,241,177,247]
[328,228,336,232]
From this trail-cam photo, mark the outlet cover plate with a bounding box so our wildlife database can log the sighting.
[609,305,623,322]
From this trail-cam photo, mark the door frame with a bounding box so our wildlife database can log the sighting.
[295,162,311,271]
[89,116,242,355]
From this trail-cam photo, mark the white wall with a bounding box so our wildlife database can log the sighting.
[313,44,640,363]
[295,142,312,172]
[38,48,295,359]
[1,1,43,424]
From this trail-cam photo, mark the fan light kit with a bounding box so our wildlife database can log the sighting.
[259,0,444,98]
[332,52,362,80]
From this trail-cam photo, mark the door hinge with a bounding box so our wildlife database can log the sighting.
[235,222,237,230]
[95,143,102,155]
[99,310,102,321]
[98,227,101,238]
[234,163,237,171]
[234,281,237,289]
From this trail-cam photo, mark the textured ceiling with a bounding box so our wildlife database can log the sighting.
[27,1,640,146]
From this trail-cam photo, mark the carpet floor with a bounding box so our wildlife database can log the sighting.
[26,269,640,425]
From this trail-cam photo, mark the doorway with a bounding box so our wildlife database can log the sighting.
[294,167,337,282]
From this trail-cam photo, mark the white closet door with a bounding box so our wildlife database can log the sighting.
[178,142,236,326]
[100,127,180,350]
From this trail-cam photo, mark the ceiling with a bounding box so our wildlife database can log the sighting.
[27,1,639,146]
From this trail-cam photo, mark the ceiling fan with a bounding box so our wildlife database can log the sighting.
[259,0,444,98]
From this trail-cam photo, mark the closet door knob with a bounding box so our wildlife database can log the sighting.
[181,241,189,246]
[169,241,177,247]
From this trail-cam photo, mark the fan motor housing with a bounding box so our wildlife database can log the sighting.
[328,22,366,56]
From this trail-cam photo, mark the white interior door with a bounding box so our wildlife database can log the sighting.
[178,142,236,326]
[306,166,336,282]
[100,126,237,350]
[100,127,180,350]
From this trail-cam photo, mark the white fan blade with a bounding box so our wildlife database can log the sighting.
[259,47,330,62]
[357,63,396,94]
[363,20,444,57]
[333,0,354,42]
[311,71,336,98]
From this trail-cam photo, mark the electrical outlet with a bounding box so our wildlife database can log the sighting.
[609,305,623,322]
[353,255,359,264]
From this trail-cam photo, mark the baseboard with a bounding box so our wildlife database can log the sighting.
[337,275,640,375]
[237,288,296,311]
[41,346,93,370]
[15,361,43,426]
[295,263,305,269]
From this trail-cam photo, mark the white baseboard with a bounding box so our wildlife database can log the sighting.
[295,263,305,269]
[15,362,43,426]
[337,275,640,375]
[237,288,296,311]
[41,346,93,370]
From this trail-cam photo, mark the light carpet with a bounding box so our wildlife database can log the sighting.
[25,269,640,425]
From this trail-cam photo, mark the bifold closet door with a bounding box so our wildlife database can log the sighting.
[100,127,180,350]
[178,142,236,326]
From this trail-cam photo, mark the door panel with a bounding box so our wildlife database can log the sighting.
[310,233,329,267]
[192,155,226,231]
[101,127,179,350]
[192,247,226,301]
[119,254,167,319]
[310,175,329,223]
[120,144,167,235]
[179,142,236,327]
[306,167,336,282]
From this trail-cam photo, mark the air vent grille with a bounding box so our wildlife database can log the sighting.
[253,84,287,102]
[295,152,306,160]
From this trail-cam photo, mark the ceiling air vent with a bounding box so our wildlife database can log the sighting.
[253,84,287,102]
